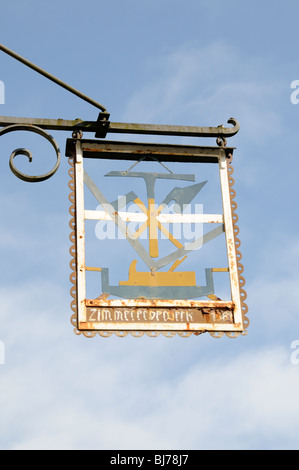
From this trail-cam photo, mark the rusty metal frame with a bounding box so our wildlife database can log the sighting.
[67,138,248,339]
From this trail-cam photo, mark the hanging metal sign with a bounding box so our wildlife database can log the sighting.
[66,135,248,339]
[0,44,248,340]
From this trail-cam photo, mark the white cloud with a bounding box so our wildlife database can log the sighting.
[0,272,297,450]
[135,346,299,450]
[1,301,298,451]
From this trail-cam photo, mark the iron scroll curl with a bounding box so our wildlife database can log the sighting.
[0,124,61,182]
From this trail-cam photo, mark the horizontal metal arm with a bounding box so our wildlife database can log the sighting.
[0,115,240,139]
[98,117,240,138]
[0,116,97,132]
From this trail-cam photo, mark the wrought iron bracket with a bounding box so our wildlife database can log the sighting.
[0,44,240,182]
[0,115,239,182]
[0,115,240,140]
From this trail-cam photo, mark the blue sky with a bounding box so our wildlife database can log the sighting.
[1,0,299,450]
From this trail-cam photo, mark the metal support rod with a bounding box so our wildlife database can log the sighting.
[0,44,107,113]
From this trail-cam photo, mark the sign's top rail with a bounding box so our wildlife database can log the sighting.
[65,138,234,163]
